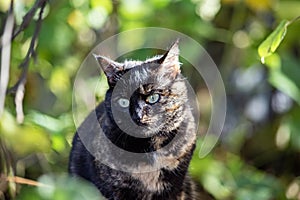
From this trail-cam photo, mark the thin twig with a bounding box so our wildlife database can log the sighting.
[3,175,51,188]
[12,0,47,40]
[0,0,14,117]
[287,15,300,26]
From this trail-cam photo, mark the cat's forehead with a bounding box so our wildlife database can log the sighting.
[122,60,160,81]
[122,55,161,70]
[114,62,163,96]
[123,60,143,70]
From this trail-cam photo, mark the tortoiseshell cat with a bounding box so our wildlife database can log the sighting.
[69,41,212,200]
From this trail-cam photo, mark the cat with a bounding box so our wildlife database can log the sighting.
[69,40,212,200]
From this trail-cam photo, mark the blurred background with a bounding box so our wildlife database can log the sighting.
[0,0,300,199]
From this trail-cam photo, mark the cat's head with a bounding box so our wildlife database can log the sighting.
[95,40,189,136]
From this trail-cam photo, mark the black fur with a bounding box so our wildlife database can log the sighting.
[69,41,208,199]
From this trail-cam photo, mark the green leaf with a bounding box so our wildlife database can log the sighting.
[269,70,300,106]
[258,20,289,63]
[18,174,103,200]
[0,111,51,155]
[264,53,281,69]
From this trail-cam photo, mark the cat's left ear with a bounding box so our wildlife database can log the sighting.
[157,39,181,79]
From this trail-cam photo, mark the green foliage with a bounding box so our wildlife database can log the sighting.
[258,16,300,64]
[0,111,51,155]
[18,174,102,200]
[258,16,300,106]
[190,140,285,200]
[258,20,289,63]
[269,67,300,106]
[1,0,300,199]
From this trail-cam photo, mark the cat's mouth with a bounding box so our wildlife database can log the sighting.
[131,109,152,126]
[131,118,164,136]
[136,115,151,125]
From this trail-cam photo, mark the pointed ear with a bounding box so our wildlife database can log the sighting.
[94,54,123,86]
[157,39,181,79]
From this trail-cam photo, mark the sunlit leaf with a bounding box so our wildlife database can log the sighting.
[49,68,71,95]
[258,20,289,63]
[0,0,10,12]
[90,0,113,13]
[51,134,66,152]
[264,53,281,69]
[67,9,86,31]
[0,111,51,155]
[26,111,71,133]
[119,0,151,20]
[269,70,300,105]
[245,0,273,11]
[149,0,171,8]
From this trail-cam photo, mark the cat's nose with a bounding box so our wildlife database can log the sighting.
[134,101,150,125]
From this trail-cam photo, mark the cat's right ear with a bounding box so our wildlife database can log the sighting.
[94,54,123,86]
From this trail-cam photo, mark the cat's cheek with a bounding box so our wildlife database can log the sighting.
[149,114,164,128]
[110,104,132,124]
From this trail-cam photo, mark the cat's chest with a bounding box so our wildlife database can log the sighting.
[131,170,164,192]
[127,154,184,191]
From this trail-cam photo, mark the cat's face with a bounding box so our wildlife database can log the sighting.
[96,41,188,136]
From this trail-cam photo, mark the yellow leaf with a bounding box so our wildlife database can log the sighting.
[246,0,273,11]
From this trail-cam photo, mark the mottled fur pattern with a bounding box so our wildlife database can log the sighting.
[69,41,209,199]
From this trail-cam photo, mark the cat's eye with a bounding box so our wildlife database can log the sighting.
[118,98,130,108]
[146,93,160,104]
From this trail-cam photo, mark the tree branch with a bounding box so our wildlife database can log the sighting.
[12,0,47,40]
[2,0,47,123]
[0,0,14,117]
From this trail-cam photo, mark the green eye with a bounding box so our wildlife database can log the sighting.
[146,93,160,104]
[118,98,129,108]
